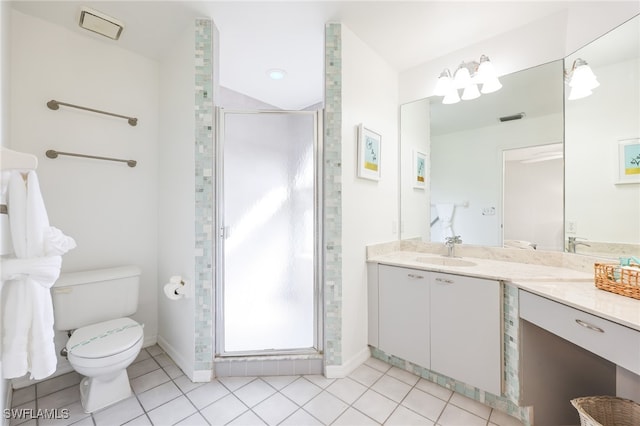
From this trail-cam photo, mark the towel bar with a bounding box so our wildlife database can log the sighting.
[47,100,138,126]
[46,150,137,168]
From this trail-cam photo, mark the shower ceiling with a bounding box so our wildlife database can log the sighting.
[8,1,632,110]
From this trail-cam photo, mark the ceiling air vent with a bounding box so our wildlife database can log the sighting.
[79,7,124,40]
[499,112,526,123]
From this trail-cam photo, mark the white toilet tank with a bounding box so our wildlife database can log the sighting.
[51,265,141,331]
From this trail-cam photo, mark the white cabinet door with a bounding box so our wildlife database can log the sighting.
[378,265,430,367]
[430,273,501,395]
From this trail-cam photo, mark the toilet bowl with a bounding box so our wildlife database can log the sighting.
[66,317,144,413]
[51,266,144,413]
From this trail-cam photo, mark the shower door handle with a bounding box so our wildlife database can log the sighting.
[220,226,231,239]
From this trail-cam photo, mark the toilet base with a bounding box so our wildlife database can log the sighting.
[79,370,132,413]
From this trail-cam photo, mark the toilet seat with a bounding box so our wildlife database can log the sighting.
[67,318,143,368]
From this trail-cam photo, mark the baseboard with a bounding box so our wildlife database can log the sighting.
[192,370,213,382]
[143,334,158,348]
[324,346,371,379]
[157,335,212,383]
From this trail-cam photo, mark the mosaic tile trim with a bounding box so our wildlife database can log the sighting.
[194,19,215,372]
[370,347,531,425]
[323,23,342,367]
[504,283,521,405]
[370,283,533,426]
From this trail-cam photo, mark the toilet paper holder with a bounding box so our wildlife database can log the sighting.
[164,276,188,300]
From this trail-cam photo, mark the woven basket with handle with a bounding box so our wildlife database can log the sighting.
[594,263,640,300]
[571,396,640,426]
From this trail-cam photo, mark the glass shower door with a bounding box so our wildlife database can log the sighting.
[217,110,319,355]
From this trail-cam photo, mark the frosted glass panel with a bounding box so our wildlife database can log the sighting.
[222,112,315,353]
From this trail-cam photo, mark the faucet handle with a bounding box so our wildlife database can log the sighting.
[569,236,588,242]
[445,235,462,244]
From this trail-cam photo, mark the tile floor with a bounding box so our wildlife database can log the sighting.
[9,345,525,426]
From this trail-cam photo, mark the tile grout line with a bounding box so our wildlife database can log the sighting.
[25,350,521,426]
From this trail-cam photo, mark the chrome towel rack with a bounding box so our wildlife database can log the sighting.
[46,150,137,168]
[47,100,138,126]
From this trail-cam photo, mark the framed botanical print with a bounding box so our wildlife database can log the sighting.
[413,150,426,189]
[357,124,381,181]
[616,138,640,184]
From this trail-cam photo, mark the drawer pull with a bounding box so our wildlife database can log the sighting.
[575,319,605,333]
[435,277,454,284]
[407,274,424,279]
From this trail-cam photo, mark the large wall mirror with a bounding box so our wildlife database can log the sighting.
[564,15,639,256]
[400,14,639,256]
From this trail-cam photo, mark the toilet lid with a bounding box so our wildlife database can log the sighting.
[67,317,143,359]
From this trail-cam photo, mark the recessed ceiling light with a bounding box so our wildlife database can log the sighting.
[79,7,124,40]
[267,69,287,80]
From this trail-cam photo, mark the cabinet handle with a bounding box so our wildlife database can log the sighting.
[435,277,454,284]
[407,273,424,279]
[575,319,605,333]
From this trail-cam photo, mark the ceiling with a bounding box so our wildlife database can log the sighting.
[10,0,595,110]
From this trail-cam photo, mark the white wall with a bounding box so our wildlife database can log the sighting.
[157,22,196,380]
[9,9,160,383]
[338,25,398,372]
[565,57,640,244]
[400,3,640,104]
[1,1,9,147]
[1,0,12,421]
[431,113,563,246]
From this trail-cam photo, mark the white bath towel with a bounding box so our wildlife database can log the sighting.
[1,171,75,380]
[435,203,455,239]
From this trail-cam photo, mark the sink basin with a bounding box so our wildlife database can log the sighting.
[415,257,477,267]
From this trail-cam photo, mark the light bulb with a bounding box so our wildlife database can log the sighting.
[461,83,481,100]
[453,64,471,89]
[434,69,453,97]
[443,87,460,104]
[481,77,502,94]
[568,85,593,100]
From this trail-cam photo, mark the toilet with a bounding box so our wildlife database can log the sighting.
[51,266,144,413]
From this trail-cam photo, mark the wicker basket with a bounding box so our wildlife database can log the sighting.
[594,263,640,300]
[571,396,640,426]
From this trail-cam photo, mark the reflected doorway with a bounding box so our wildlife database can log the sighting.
[503,143,564,251]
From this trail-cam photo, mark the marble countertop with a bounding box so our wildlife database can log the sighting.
[368,251,594,281]
[513,279,640,331]
[368,250,640,331]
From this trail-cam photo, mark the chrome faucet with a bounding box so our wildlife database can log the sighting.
[567,236,591,253]
[445,235,462,257]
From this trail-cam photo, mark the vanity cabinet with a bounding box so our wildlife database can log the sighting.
[378,265,430,367]
[370,264,502,395]
[520,290,640,376]
[430,272,501,395]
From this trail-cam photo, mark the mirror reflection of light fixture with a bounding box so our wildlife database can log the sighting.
[565,58,599,100]
[434,69,453,96]
[435,55,501,104]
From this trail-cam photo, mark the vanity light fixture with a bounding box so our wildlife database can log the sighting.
[435,55,502,104]
[565,58,600,100]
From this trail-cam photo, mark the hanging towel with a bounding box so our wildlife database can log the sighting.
[435,203,455,239]
[1,171,76,380]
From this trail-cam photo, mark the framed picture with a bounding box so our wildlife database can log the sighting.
[616,138,640,184]
[357,124,381,181]
[413,150,427,189]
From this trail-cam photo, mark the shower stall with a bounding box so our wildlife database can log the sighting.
[215,109,322,357]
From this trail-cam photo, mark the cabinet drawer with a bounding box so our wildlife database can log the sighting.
[520,290,640,375]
